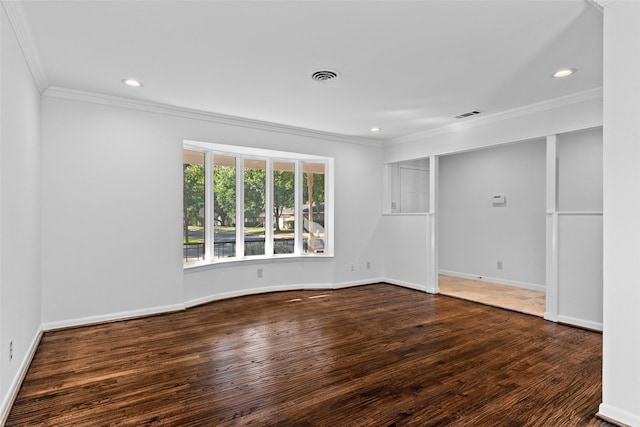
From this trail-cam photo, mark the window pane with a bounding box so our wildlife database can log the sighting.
[244,159,266,256]
[213,155,236,258]
[303,162,326,254]
[273,161,295,254]
[183,150,205,263]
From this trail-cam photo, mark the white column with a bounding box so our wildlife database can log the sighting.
[235,156,244,258]
[204,151,214,262]
[544,135,558,322]
[426,155,439,294]
[293,160,302,254]
[265,160,274,256]
[599,1,640,425]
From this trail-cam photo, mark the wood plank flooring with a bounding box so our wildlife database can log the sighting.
[7,284,610,426]
[438,274,546,317]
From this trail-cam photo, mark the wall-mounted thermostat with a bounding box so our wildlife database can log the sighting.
[492,194,506,205]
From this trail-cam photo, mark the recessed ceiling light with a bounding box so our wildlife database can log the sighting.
[122,78,143,87]
[552,68,577,78]
[370,127,381,132]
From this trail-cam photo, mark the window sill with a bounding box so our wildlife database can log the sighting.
[183,253,334,271]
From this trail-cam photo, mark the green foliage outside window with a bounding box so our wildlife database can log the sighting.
[183,163,204,243]
[274,170,295,231]
[213,165,236,226]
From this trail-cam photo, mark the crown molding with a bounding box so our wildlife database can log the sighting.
[385,87,603,147]
[43,86,383,147]
[588,0,617,11]
[587,0,603,12]
[1,0,49,93]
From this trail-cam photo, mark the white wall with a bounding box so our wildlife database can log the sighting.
[40,94,384,327]
[557,215,602,328]
[438,139,546,289]
[381,214,428,291]
[600,1,640,425]
[41,98,185,327]
[558,128,603,212]
[0,7,42,419]
[556,128,603,330]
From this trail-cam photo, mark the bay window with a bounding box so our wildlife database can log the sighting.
[183,141,333,265]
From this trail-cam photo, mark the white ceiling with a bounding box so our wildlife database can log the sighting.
[19,0,603,143]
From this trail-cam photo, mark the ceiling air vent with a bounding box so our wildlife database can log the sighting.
[455,110,482,119]
[311,69,340,83]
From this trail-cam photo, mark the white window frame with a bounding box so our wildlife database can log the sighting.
[183,140,334,268]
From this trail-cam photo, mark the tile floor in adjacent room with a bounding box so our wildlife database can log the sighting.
[438,274,546,317]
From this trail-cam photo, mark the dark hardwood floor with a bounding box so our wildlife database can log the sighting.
[7,284,611,426]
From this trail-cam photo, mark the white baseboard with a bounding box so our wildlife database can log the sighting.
[333,278,385,289]
[1,326,43,425]
[439,270,545,292]
[557,314,603,332]
[185,279,386,308]
[598,403,639,427]
[42,303,186,331]
[381,277,427,293]
[185,283,331,308]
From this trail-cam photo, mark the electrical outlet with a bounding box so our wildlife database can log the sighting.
[257,268,263,278]
[366,261,371,270]
[497,261,503,270]
[350,263,355,271]
[9,341,13,361]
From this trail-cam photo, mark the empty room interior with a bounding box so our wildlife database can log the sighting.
[1,0,639,426]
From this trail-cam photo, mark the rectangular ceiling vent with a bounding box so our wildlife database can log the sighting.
[454,110,482,119]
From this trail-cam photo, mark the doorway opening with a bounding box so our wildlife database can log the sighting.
[436,139,547,317]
